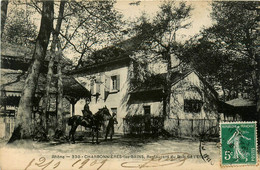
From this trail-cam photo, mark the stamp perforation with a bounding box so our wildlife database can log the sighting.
[219,121,259,167]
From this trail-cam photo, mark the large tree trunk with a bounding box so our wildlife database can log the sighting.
[8,1,54,143]
[55,40,64,137]
[41,1,65,138]
[1,0,8,37]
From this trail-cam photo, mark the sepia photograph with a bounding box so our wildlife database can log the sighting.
[0,0,259,169]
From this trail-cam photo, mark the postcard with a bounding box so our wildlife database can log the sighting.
[0,0,259,170]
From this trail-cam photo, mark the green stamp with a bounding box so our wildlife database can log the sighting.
[220,122,258,166]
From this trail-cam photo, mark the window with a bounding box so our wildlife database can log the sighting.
[90,76,101,95]
[90,79,95,94]
[143,106,151,115]
[111,75,120,91]
[184,99,203,113]
[111,108,117,117]
[95,76,101,94]
[111,76,117,90]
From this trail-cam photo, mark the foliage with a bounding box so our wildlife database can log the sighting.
[132,1,192,59]
[2,6,37,46]
[181,36,254,101]
[60,0,124,67]
[181,1,259,101]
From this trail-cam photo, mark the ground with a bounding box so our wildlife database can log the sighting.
[0,135,259,170]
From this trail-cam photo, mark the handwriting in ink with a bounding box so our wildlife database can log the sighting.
[121,152,191,168]
[24,157,107,170]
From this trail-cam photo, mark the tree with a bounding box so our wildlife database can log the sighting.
[6,0,123,141]
[59,0,123,68]
[181,35,254,102]
[132,1,192,117]
[8,0,54,143]
[208,1,259,112]
[41,1,66,140]
[1,0,8,37]
[2,6,37,46]
[179,1,259,130]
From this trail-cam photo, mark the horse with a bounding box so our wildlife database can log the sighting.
[67,106,111,144]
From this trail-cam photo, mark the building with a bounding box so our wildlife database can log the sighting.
[71,38,221,137]
[0,43,91,139]
[223,98,257,121]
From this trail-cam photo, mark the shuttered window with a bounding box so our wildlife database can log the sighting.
[111,75,120,91]
[111,76,117,90]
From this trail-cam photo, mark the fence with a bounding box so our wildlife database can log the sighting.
[164,118,219,138]
[123,116,220,138]
[123,116,164,135]
[0,116,15,139]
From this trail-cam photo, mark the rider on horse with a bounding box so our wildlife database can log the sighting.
[82,98,93,123]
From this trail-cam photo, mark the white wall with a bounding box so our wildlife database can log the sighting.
[74,65,130,133]
[128,100,163,117]
[169,72,218,120]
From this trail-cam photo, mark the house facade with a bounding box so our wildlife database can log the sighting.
[72,56,131,133]
[71,45,220,136]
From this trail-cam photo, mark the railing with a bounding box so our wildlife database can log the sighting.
[0,116,15,139]
[123,116,164,135]
[164,118,219,138]
[123,116,220,137]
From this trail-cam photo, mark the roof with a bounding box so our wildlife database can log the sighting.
[130,73,166,93]
[226,98,256,107]
[130,69,195,93]
[1,43,32,58]
[130,69,218,99]
[1,42,72,66]
[70,36,145,74]
[0,69,90,99]
[62,75,91,99]
[86,36,144,65]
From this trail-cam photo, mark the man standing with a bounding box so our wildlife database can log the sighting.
[105,112,118,141]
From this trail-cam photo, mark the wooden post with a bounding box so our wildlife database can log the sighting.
[72,103,75,116]
[65,96,79,116]
[191,119,193,137]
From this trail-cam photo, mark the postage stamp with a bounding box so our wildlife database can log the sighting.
[220,122,258,166]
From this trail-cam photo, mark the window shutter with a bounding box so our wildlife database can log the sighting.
[96,76,101,94]
[90,80,94,95]
[96,83,100,94]
[116,75,120,91]
[104,77,110,100]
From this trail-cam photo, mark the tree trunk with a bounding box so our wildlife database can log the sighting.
[41,1,65,138]
[55,40,64,137]
[8,1,54,143]
[1,0,8,37]
[163,52,172,119]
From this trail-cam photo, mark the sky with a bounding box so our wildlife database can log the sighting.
[114,0,213,41]
[6,0,213,60]
[24,0,213,42]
